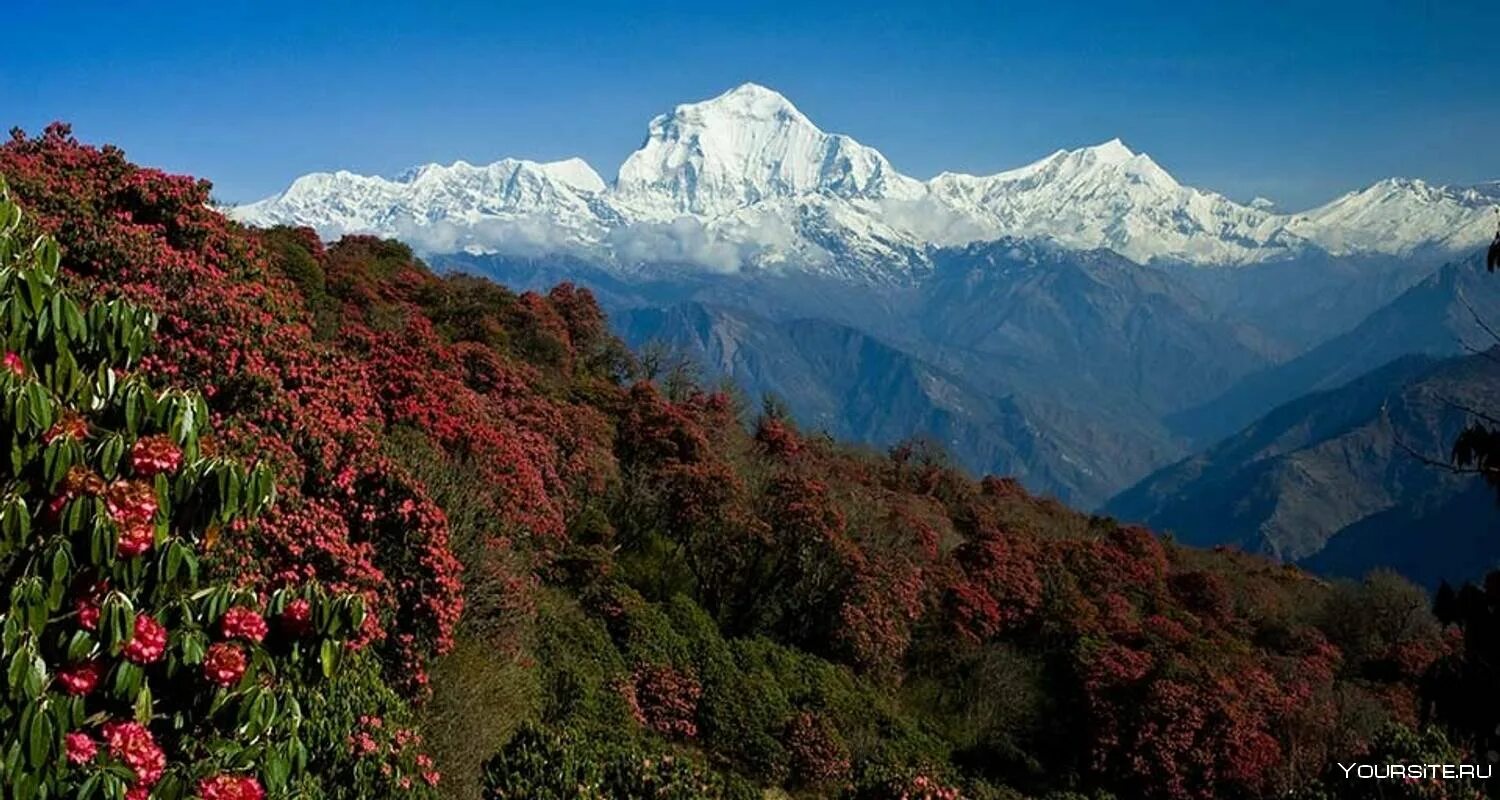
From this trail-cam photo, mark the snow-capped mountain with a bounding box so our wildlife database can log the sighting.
[231,83,1498,277]
[233,157,618,256]
[613,83,925,215]
[925,139,1299,264]
[1284,178,1500,257]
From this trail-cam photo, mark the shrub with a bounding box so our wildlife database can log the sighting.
[785,710,852,787]
[0,185,378,798]
[296,651,443,799]
[482,723,758,800]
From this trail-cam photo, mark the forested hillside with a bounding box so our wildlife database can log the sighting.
[0,125,1486,800]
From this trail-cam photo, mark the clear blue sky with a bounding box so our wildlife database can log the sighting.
[4,0,1497,211]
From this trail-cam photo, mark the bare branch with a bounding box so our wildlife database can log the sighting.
[1457,339,1500,367]
[1382,400,1500,477]
[1437,396,1500,429]
[1456,287,1500,347]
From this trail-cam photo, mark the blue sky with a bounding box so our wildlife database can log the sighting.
[4,0,1497,210]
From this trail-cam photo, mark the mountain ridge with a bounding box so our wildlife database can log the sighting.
[232,83,1498,276]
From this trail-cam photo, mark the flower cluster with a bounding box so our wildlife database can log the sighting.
[64,732,96,765]
[629,664,702,740]
[129,433,183,477]
[106,480,159,558]
[343,713,443,791]
[203,642,248,687]
[44,411,89,443]
[221,606,269,643]
[280,597,313,636]
[784,711,851,786]
[198,774,266,800]
[56,660,101,695]
[102,721,166,794]
[122,614,167,664]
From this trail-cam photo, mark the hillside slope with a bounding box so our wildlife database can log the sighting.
[1109,351,1500,585]
[453,240,1279,508]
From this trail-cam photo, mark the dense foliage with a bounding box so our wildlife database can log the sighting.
[0,125,1482,799]
[0,183,385,800]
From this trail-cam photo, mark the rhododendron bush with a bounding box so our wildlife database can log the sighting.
[0,126,464,695]
[0,185,373,799]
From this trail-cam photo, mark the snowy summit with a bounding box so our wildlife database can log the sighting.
[232,83,1498,278]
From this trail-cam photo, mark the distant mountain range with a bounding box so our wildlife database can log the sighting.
[229,84,1500,584]
[1107,343,1500,588]
[1169,253,1500,446]
[231,83,1498,276]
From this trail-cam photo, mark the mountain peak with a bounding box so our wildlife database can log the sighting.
[1081,137,1135,164]
[700,82,803,116]
[614,83,915,216]
[660,82,814,135]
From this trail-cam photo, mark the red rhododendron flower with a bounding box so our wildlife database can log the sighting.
[44,493,70,525]
[280,597,312,636]
[64,731,97,765]
[116,519,156,558]
[122,614,167,664]
[76,601,100,631]
[74,579,109,631]
[348,731,379,756]
[56,660,101,695]
[221,606,268,644]
[197,774,266,800]
[102,720,165,787]
[3,352,24,376]
[130,434,183,477]
[105,480,158,527]
[203,642,247,686]
[43,412,89,444]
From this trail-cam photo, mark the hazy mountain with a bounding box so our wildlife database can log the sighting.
[1170,252,1500,445]
[916,242,1279,416]
[1161,251,1447,354]
[615,301,1177,505]
[1107,350,1500,586]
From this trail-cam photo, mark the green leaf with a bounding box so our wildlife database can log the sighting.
[23,651,44,699]
[133,681,152,724]
[25,703,50,768]
[65,630,94,662]
[319,638,340,679]
[7,646,28,696]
